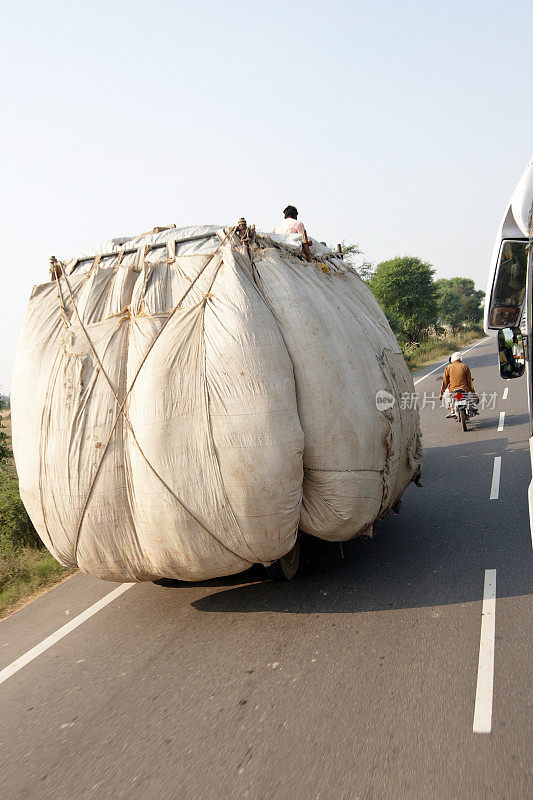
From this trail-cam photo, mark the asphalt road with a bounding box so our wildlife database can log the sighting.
[1,337,531,800]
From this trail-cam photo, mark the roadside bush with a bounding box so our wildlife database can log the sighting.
[0,414,72,616]
[0,547,67,610]
[0,472,40,552]
[402,327,484,371]
[0,416,11,465]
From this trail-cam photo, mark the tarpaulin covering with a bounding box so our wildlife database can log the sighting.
[11,224,422,581]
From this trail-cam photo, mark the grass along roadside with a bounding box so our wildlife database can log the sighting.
[0,548,75,619]
[0,410,74,619]
[404,328,485,373]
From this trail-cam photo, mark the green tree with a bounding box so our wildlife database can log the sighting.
[340,241,361,260]
[355,259,375,283]
[436,285,464,333]
[382,308,405,341]
[369,256,438,342]
[341,242,375,283]
[435,278,484,333]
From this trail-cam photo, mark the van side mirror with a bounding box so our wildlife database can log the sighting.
[497,327,525,379]
[489,305,520,328]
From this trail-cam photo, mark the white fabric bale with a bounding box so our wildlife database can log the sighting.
[11,225,422,582]
[250,242,421,540]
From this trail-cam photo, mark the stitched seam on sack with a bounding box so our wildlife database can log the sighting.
[119,307,147,573]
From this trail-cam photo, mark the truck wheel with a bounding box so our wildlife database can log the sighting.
[266,538,300,581]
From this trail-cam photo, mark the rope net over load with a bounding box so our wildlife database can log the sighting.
[11,223,423,582]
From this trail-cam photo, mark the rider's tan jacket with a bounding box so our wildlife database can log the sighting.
[439,362,475,397]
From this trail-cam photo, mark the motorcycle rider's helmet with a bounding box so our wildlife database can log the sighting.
[451,352,462,362]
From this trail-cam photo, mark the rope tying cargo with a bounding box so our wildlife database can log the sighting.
[46,226,259,565]
[306,468,384,473]
[13,221,425,582]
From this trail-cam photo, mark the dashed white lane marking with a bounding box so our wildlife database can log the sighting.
[473,569,497,733]
[497,412,505,432]
[490,457,501,500]
[0,583,134,686]
[413,337,490,386]
[502,387,509,400]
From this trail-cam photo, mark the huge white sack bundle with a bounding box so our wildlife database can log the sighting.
[11,223,423,582]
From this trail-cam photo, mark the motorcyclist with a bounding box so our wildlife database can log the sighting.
[439,352,479,418]
[441,355,452,413]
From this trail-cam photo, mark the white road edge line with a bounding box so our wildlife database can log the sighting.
[490,456,501,500]
[0,583,134,686]
[473,569,497,733]
[497,412,505,432]
[502,387,509,400]
[413,337,490,386]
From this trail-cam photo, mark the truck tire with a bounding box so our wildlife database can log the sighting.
[266,537,300,581]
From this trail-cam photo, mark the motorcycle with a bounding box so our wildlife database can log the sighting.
[451,388,478,431]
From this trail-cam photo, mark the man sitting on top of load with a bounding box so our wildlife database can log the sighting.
[276,205,305,235]
[439,351,479,418]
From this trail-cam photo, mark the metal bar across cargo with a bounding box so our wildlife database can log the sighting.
[73,232,219,266]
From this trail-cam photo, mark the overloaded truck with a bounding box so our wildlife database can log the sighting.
[11,221,422,582]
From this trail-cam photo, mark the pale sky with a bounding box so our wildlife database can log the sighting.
[1,0,532,391]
